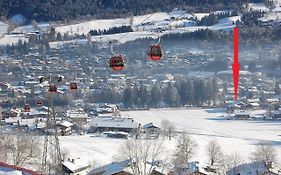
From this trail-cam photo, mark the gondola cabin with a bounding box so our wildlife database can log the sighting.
[36,99,43,107]
[109,55,124,71]
[148,44,162,60]
[49,84,57,94]
[70,82,78,91]
[24,104,30,112]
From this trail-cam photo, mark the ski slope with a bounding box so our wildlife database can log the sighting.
[59,108,281,167]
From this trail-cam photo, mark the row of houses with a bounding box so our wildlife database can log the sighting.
[61,158,281,175]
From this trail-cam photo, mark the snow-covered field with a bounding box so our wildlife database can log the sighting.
[60,108,281,166]
[248,3,270,12]
[0,21,8,36]
[0,34,28,45]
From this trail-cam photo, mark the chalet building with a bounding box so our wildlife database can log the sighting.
[233,111,253,120]
[66,109,90,124]
[102,131,128,139]
[58,120,73,136]
[91,117,140,133]
[169,161,208,175]
[63,158,91,175]
[143,122,161,139]
[247,98,260,109]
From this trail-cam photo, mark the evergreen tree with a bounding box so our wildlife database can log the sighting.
[150,84,162,107]
[193,79,205,106]
[122,87,132,108]
[274,82,280,95]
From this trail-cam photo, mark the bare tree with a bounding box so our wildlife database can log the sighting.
[173,132,198,172]
[11,133,41,167]
[226,152,244,175]
[161,119,175,140]
[31,20,39,30]
[0,132,13,163]
[0,131,41,168]
[251,142,276,170]
[207,140,224,166]
[118,139,165,175]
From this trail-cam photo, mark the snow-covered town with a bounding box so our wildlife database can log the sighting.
[1,1,281,175]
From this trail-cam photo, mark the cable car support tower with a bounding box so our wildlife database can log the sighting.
[41,76,62,174]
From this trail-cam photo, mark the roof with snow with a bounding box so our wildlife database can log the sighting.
[91,118,139,129]
[87,159,130,175]
[143,122,160,129]
[59,121,74,128]
[63,158,90,173]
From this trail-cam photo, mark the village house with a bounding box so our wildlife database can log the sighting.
[58,120,74,136]
[87,159,165,175]
[143,122,161,139]
[90,117,140,133]
[62,158,91,175]
[66,109,90,125]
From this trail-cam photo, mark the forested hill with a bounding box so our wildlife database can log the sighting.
[0,0,265,23]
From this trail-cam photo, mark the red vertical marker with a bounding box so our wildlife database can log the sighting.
[232,27,240,101]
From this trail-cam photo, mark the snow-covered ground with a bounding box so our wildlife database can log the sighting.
[13,22,50,33]
[248,3,270,12]
[0,34,28,45]
[260,11,281,22]
[60,108,281,167]
[0,21,8,36]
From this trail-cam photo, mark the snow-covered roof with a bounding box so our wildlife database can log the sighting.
[87,159,130,175]
[227,161,267,175]
[249,102,260,107]
[266,98,279,103]
[143,122,160,129]
[59,121,74,128]
[247,99,260,103]
[68,112,89,119]
[91,118,139,129]
[63,158,90,173]
[4,117,21,124]
[216,70,252,76]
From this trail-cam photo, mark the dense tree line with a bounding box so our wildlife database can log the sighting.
[0,0,265,23]
[89,26,133,36]
[94,78,218,108]
[198,10,239,26]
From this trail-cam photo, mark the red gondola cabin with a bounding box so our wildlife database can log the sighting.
[36,100,43,107]
[24,104,30,112]
[70,82,78,91]
[49,84,57,94]
[109,55,124,71]
[148,44,162,60]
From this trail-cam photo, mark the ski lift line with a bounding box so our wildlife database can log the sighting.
[115,12,157,43]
